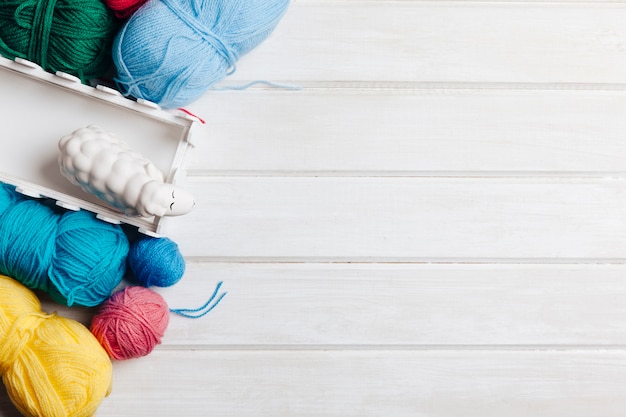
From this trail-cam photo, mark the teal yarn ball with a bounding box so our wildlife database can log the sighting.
[128,236,185,287]
[0,0,119,82]
[112,0,290,108]
[0,183,129,307]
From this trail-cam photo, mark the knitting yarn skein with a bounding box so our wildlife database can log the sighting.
[0,183,129,307]
[0,275,112,417]
[128,236,185,287]
[91,286,170,360]
[113,0,290,108]
[0,0,118,82]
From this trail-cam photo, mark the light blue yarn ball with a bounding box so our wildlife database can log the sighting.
[113,0,290,108]
[128,236,185,287]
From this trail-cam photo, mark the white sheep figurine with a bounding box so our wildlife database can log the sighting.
[58,125,195,217]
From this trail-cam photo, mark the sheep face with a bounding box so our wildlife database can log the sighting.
[139,182,196,217]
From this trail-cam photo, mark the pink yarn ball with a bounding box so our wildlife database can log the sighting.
[90,286,169,360]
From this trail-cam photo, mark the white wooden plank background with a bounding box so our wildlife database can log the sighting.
[5,0,626,416]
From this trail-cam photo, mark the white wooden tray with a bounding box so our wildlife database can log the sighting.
[0,56,198,236]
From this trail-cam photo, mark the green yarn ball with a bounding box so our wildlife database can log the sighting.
[0,0,118,82]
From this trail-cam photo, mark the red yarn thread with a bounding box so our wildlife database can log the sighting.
[178,108,206,124]
[90,286,169,360]
[104,0,147,19]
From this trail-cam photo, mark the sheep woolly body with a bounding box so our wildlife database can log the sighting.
[58,125,195,217]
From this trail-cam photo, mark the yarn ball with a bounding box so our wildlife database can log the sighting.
[91,286,170,360]
[0,182,129,307]
[112,0,290,108]
[0,274,112,417]
[129,236,185,287]
[0,0,119,82]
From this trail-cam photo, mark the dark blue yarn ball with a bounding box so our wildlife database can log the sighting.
[128,236,185,287]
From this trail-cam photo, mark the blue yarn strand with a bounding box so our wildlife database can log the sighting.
[170,281,227,318]
[210,80,302,91]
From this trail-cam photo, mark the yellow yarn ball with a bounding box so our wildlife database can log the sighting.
[0,275,112,417]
